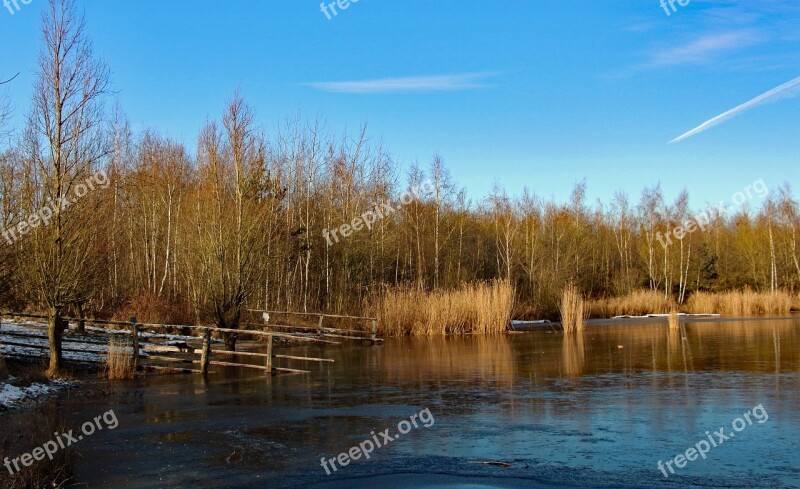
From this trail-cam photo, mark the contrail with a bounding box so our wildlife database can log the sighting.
[670,75,800,144]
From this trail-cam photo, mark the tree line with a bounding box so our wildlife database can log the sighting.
[1,1,798,374]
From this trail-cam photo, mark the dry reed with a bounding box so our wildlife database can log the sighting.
[668,308,680,330]
[687,289,794,316]
[375,280,514,336]
[105,338,136,380]
[559,283,585,334]
[587,289,674,318]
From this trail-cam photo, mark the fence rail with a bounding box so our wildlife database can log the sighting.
[248,309,382,344]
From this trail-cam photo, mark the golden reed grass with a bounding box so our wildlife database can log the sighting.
[588,289,674,318]
[687,289,794,316]
[375,280,514,336]
[559,283,585,333]
[105,338,136,380]
[668,308,680,330]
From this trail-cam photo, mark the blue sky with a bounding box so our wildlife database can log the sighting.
[2,0,799,207]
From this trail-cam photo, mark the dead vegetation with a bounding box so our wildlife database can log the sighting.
[668,308,680,330]
[104,339,136,380]
[559,283,586,334]
[686,289,794,316]
[375,280,514,336]
[587,289,675,318]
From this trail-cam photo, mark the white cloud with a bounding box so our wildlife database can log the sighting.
[305,72,497,94]
[649,31,762,67]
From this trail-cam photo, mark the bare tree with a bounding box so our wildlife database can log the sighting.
[23,0,109,375]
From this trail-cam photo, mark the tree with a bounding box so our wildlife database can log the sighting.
[24,0,109,375]
[192,94,269,351]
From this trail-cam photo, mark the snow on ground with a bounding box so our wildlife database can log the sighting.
[0,377,74,410]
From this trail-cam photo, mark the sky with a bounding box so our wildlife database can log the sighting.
[1,0,799,209]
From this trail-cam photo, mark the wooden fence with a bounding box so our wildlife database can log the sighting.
[0,312,343,376]
[248,309,382,344]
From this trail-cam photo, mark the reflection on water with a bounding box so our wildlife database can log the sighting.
[61,318,800,489]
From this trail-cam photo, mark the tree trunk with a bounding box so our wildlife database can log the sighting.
[47,306,63,376]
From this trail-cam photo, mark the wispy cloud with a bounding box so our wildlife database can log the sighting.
[305,72,497,94]
[670,74,800,143]
[649,30,762,67]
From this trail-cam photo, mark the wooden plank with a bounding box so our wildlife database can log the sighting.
[274,354,334,363]
[141,343,198,354]
[211,349,271,358]
[273,367,310,374]
[208,326,339,344]
[244,321,366,336]
[146,355,194,364]
[1,312,49,320]
[322,333,372,341]
[192,360,273,371]
[146,365,206,374]
[249,309,376,321]
[0,339,116,355]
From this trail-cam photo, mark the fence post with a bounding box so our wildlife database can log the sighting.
[262,312,271,333]
[317,315,324,336]
[200,328,212,374]
[130,317,140,371]
[265,335,273,374]
[371,319,378,344]
[76,302,86,334]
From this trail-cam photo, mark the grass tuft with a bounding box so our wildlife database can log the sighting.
[105,338,136,380]
[560,283,585,334]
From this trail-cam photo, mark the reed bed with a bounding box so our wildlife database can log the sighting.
[375,280,514,336]
[686,289,794,316]
[587,289,674,318]
[559,283,586,334]
[105,339,136,380]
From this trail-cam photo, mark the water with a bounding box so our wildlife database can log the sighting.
[61,318,800,488]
